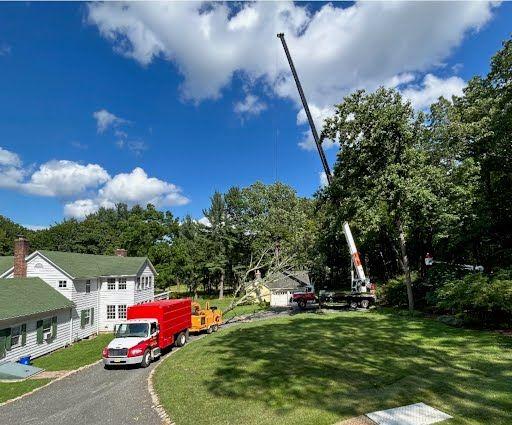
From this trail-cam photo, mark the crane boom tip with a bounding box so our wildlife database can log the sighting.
[277,33,284,38]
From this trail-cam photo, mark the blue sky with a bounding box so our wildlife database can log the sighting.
[0,1,511,228]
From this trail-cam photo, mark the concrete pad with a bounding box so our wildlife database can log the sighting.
[0,362,43,380]
[366,403,452,425]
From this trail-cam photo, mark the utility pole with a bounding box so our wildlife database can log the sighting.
[277,33,332,185]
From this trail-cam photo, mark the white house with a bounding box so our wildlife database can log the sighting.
[0,277,74,363]
[0,238,157,341]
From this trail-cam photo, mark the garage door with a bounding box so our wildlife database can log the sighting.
[270,291,291,307]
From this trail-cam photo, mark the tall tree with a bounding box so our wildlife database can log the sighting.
[322,88,441,311]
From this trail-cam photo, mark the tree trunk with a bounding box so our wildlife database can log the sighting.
[396,217,414,311]
[219,269,225,299]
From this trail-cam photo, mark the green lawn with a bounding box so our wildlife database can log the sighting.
[0,379,51,404]
[187,296,267,321]
[153,311,512,425]
[33,333,114,371]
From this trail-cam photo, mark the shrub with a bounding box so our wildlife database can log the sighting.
[434,268,512,327]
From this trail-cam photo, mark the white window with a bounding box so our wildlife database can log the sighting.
[118,305,127,319]
[107,305,116,320]
[107,278,116,290]
[82,309,91,326]
[148,276,152,288]
[136,277,141,290]
[118,277,127,290]
[42,318,52,335]
[11,325,22,348]
[85,280,91,293]
[58,280,67,288]
[145,276,149,289]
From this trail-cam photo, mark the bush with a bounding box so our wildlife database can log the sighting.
[377,273,423,307]
[434,268,512,327]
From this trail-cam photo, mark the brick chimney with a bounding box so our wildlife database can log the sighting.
[115,248,127,257]
[14,235,29,278]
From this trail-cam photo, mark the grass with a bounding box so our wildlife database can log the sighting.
[33,333,114,371]
[193,297,268,321]
[153,310,512,425]
[0,379,51,404]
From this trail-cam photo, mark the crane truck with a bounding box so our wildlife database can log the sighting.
[277,33,376,309]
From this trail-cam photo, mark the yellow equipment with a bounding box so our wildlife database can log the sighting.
[190,301,222,334]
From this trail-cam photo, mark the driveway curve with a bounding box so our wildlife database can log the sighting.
[0,310,292,425]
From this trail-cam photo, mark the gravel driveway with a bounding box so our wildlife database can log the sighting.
[0,310,292,425]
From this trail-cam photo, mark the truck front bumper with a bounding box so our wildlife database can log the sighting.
[103,355,143,366]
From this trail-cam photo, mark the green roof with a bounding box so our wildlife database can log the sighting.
[0,277,74,321]
[38,250,149,279]
[0,256,13,276]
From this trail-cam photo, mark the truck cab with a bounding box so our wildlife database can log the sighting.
[103,319,160,368]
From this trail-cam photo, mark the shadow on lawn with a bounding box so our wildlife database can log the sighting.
[204,312,512,422]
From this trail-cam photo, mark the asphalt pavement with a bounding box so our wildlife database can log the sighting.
[0,310,292,425]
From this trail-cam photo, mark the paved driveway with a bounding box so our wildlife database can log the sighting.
[0,358,165,425]
[0,310,291,425]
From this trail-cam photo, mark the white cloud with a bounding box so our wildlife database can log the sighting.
[319,171,329,188]
[25,160,110,197]
[0,147,21,167]
[88,1,497,148]
[197,216,212,227]
[98,167,189,207]
[93,109,127,133]
[64,199,101,220]
[402,74,466,110]
[0,146,190,219]
[234,94,267,117]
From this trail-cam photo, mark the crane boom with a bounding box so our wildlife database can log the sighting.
[277,33,332,185]
[278,32,372,295]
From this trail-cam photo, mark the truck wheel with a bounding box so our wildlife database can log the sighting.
[207,326,213,334]
[176,332,187,347]
[360,299,370,309]
[349,300,358,309]
[298,299,307,310]
[212,324,219,332]
[140,349,151,368]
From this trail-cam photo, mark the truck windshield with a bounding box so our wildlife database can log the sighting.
[115,323,149,338]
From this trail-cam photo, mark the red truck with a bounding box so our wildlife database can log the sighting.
[102,299,191,368]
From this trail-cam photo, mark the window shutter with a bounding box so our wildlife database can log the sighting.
[51,316,58,339]
[91,308,95,325]
[36,320,44,344]
[81,310,86,329]
[21,324,27,346]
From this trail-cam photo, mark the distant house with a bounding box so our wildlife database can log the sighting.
[0,277,74,362]
[245,270,312,307]
[0,237,156,341]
